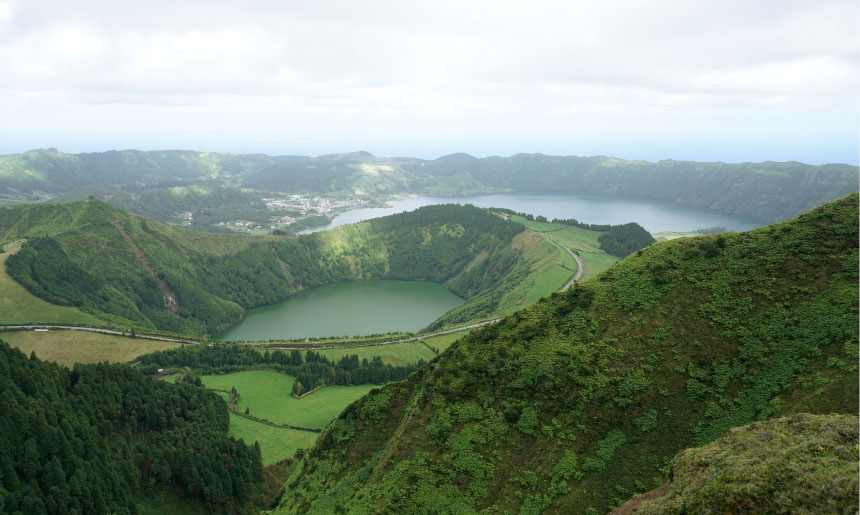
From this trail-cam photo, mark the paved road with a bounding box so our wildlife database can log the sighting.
[557,242,584,290]
[0,324,198,344]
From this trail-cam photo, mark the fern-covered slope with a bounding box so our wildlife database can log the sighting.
[275,194,859,514]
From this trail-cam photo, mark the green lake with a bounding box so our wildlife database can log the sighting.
[216,280,463,341]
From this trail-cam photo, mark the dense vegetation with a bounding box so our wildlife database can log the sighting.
[2,200,546,336]
[2,149,856,223]
[274,195,859,514]
[138,344,425,395]
[635,413,858,513]
[0,340,263,513]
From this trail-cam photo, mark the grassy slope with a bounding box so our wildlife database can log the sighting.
[275,195,859,514]
[635,413,858,513]
[0,243,104,325]
[514,215,621,281]
[420,329,474,353]
[201,370,376,429]
[0,329,180,367]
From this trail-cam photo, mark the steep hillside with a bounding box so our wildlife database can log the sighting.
[626,413,858,514]
[274,194,858,514]
[1,200,556,336]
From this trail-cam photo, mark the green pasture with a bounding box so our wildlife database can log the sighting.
[308,341,436,366]
[514,216,621,281]
[1,329,180,367]
[227,413,320,466]
[201,370,376,429]
[420,329,472,354]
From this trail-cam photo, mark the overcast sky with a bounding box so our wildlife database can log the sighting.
[0,0,857,163]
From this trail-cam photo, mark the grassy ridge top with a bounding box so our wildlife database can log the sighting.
[2,200,556,336]
[275,194,858,514]
[633,413,858,513]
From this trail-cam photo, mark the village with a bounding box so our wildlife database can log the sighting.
[262,195,366,215]
[208,196,369,232]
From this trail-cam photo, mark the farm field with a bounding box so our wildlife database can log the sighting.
[201,370,376,429]
[489,231,575,315]
[420,329,473,354]
[1,329,180,367]
[308,340,436,366]
[0,244,105,326]
[513,216,621,281]
[227,413,319,466]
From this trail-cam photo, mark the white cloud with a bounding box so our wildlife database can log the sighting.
[0,0,856,163]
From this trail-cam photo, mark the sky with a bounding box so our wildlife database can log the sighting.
[0,0,857,164]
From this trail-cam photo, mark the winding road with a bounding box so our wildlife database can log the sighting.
[558,242,584,290]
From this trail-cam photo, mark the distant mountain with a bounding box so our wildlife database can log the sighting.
[273,194,859,513]
[1,149,856,223]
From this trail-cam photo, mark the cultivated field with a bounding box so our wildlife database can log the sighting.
[420,329,472,353]
[227,413,320,466]
[201,370,377,429]
[1,329,180,367]
[0,244,105,326]
[309,340,436,366]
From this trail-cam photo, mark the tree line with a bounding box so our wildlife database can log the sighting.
[137,345,426,395]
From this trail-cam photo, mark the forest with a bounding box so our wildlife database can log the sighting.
[0,340,264,513]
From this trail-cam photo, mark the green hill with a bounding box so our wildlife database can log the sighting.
[274,194,859,514]
[1,200,560,336]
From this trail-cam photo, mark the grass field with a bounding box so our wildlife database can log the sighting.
[0,244,105,326]
[420,329,473,354]
[0,329,180,367]
[201,370,376,429]
[227,413,321,466]
[652,231,699,242]
[489,231,575,315]
[513,216,621,281]
[309,341,436,366]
